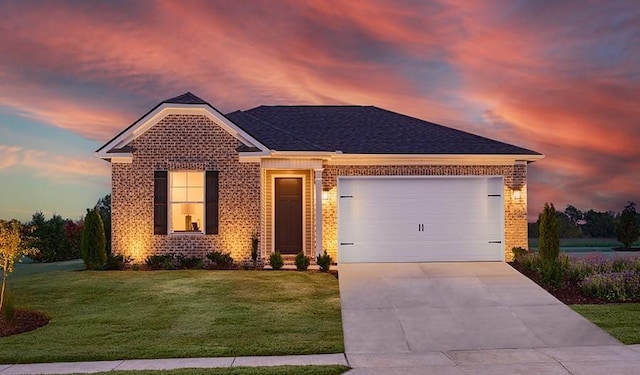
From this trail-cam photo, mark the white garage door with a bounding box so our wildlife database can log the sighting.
[338,176,504,263]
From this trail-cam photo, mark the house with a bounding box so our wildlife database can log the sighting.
[96,92,542,264]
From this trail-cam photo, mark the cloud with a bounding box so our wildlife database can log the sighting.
[0,0,638,219]
[0,144,109,185]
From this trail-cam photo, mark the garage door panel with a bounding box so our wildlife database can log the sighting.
[338,176,504,263]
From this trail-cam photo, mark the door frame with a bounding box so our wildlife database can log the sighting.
[271,173,306,256]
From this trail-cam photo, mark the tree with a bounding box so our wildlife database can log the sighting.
[96,194,111,256]
[583,210,616,238]
[0,220,38,312]
[538,203,559,261]
[81,207,107,269]
[617,201,639,249]
[564,205,584,225]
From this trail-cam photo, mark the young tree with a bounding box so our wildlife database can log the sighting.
[81,207,107,270]
[617,201,639,249]
[96,194,111,256]
[0,220,38,311]
[538,203,560,261]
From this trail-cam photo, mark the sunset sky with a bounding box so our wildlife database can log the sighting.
[0,0,638,223]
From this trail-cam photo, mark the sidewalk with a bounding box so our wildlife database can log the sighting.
[0,354,348,374]
[3,345,640,375]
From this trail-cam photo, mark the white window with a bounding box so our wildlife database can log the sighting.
[170,171,204,233]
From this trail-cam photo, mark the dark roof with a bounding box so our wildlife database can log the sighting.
[162,92,209,105]
[227,105,540,155]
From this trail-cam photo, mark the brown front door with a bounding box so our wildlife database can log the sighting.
[275,177,303,255]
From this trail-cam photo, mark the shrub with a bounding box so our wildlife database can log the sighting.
[538,256,570,290]
[268,251,284,270]
[294,252,311,271]
[176,255,204,269]
[81,207,107,270]
[617,201,639,249]
[511,246,528,261]
[538,203,559,262]
[251,232,259,267]
[316,251,332,272]
[103,254,132,270]
[206,250,234,269]
[581,271,640,302]
[145,254,175,270]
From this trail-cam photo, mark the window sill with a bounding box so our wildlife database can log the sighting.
[170,231,205,236]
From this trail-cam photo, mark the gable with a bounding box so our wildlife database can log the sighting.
[96,95,268,163]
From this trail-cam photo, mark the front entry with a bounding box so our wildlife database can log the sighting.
[275,177,303,254]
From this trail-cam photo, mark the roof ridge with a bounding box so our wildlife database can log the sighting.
[239,111,326,151]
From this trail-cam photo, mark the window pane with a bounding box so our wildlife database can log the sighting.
[187,171,204,187]
[172,171,187,187]
[187,187,204,201]
[171,202,204,232]
[171,187,187,202]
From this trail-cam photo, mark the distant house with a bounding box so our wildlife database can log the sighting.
[96,92,542,264]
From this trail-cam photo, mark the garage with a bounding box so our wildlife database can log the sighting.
[337,176,505,263]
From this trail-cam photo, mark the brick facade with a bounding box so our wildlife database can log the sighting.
[111,114,260,263]
[110,113,529,264]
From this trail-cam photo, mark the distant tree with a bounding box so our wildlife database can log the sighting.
[96,194,111,256]
[81,207,107,270]
[64,219,84,259]
[583,210,616,238]
[538,203,560,261]
[564,205,584,225]
[0,220,38,312]
[617,202,640,249]
[555,211,583,238]
[528,221,540,238]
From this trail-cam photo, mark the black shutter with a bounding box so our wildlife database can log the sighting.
[205,171,219,234]
[154,171,168,235]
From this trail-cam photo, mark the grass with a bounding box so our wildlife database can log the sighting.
[10,258,84,278]
[65,366,350,375]
[0,269,343,364]
[528,238,640,249]
[571,304,640,344]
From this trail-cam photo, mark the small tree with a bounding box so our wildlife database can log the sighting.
[617,201,640,249]
[538,203,559,261]
[0,220,38,312]
[81,207,107,270]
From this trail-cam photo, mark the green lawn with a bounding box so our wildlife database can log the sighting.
[67,366,350,375]
[0,269,343,363]
[528,238,640,249]
[571,304,640,344]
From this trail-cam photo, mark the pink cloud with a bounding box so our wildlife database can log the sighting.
[0,144,109,184]
[0,0,637,220]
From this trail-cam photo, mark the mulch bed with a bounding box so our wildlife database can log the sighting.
[0,309,50,337]
[509,262,607,305]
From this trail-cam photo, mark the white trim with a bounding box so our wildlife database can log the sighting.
[327,154,544,165]
[96,104,269,160]
[239,151,544,165]
[168,170,205,235]
[314,168,323,257]
[271,173,307,256]
[109,156,133,164]
[261,158,323,169]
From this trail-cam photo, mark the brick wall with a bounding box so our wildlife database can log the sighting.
[320,164,528,261]
[111,114,260,263]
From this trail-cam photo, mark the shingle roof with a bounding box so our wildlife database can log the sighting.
[226,105,540,155]
[163,92,209,105]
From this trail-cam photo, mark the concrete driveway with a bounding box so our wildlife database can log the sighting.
[339,262,619,354]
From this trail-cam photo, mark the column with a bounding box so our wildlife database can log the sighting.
[314,168,323,257]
